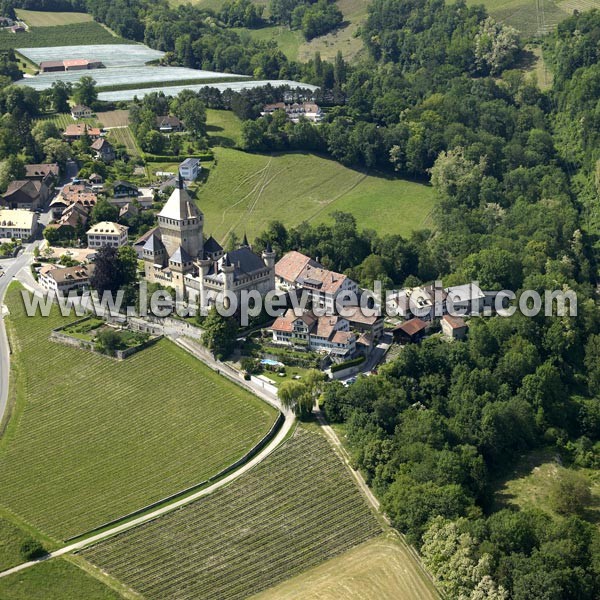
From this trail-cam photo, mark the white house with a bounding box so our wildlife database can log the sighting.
[86,221,128,249]
[39,263,94,295]
[0,209,38,241]
[179,158,201,181]
[71,104,93,119]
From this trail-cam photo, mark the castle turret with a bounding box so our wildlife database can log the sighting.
[221,253,236,309]
[262,241,276,289]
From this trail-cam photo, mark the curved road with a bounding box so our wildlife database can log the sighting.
[0,242,39,427]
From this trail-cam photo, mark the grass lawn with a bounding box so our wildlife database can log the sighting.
[493,447,600,525]
[0,559,123,600]
[82,427,382,599]
[253,534,439,600]
[233,26,304,62]
[0,517,40,572]
[0,284,277,541]
[0,22,127,52]
[197,148,435,244]
[15,10,93,27]
[260,366,313,387]
[206,108,243,148]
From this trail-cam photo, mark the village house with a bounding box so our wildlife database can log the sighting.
[261,102,323,123]
[39,263,95,295]
[109,186,153,209]
[392,317,428,344]
[340,304,385,340]
[90,138,115,162]
[275,250,359,313]
[45,202,89,239]
[441,314,469,340]
[50,185,97,218]
[0,209,38,240]
[270,309,356,359]
[445,283,485,316]
[156,116,184,133]
[63,124,101,141]
[119,202,139,220]
[24,163,59,188]
[70,105,93,119]
[88,173,103,186]
[143,177,275,311]
[1,180,49,211]
[87,221,129,249]
[179,158,200,181]
[111,181,139,199]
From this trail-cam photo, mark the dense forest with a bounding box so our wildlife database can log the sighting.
[0,0,598,597]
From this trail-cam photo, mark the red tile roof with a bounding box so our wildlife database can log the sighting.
[442,315,467,329]
[275,251,315,283]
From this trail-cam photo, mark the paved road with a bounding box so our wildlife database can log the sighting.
[0,242,39,426]
[0,331,294,581]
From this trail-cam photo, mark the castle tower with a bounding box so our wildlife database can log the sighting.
[262,241,276,289]
[157,175,203,259]
[221,253,236,308]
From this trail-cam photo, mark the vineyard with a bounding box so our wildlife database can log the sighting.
[108,126,141,157]
[82,428,382,600]
[0,285,277,540]
[35,113,98,130]
[0,22,127,52]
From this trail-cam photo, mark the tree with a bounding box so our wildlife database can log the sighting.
[550,469,592,516]
[72,76,97,107]
[0,155,25,192]
[90,245,138,296]
[430,147,485,209]
[278,369,327,419]
[202,307,238,359]
[474,17,520,75]
[50,80,71,113]
[91,198,119,225]
[95,328,125,355]
[171,93,206,139]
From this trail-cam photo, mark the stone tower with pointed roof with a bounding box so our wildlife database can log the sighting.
[143,175,275,310]
[157,174,203,259]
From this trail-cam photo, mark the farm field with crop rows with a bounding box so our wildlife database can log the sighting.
[17,44,163,68]
[82,428,382,600]
[0,23,127,52]
[15,9,93,27]
[0,284,277,541]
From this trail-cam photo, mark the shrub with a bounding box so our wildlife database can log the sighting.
[331,356,365,373]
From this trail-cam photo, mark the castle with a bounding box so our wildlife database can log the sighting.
[143,176,275,310]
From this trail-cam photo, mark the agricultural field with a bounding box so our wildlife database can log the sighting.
[197,148,435,243]
[34,112,98,130]
[254,534,439,600]
[0,284,277,541]
[82,427,382,600]
[0,22,127,52]
[0,559,123,600]
[98,79,318,102]
[464,0,588,38]
[96,109,130,129]
[17,44,163,69]
[108,126,141,157]
[18,65,248,92]
[15,10,93,27]
[493,447,600,524]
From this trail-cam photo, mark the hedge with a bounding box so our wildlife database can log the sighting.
[330,356,365,373]
[143,152,214,162]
